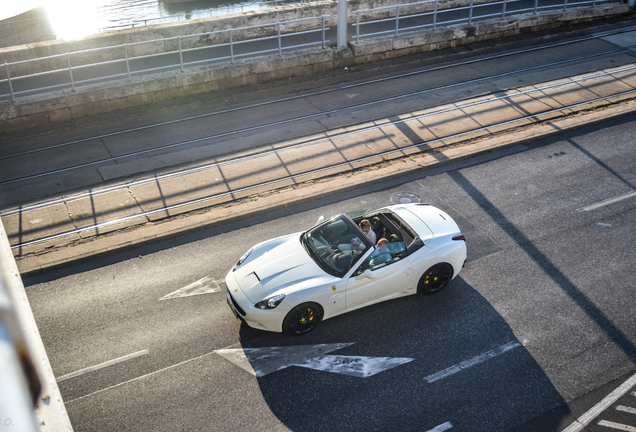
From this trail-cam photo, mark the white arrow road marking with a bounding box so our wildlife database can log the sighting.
[345,93,359,99]
[215,343,413,378]
[295,354,413,378]
[425,341,521,383]
[159,276,220,301]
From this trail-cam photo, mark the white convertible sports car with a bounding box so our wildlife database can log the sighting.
[225,204,467,335]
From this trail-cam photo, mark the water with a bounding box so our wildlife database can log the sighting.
[44,0,298,39]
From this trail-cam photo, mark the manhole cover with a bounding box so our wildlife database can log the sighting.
[390,193,421,204]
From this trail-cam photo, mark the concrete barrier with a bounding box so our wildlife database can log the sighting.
[0,220,74,431]
[0,4,629,134]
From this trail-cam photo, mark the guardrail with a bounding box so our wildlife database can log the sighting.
[352,0,619,40]
[0,15,330,102]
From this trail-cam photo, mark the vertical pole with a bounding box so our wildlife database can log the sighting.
[278,22,282,56]
[469,0,474,24]
[230,29,234,63]
[337,0,347,50]
[433,0,438,31]
[395,5,400,37]
[322,16,326,49]
[563,0,568,11]
[534,0,539,14]
[178,36,184,71]
[356,11,360,41]
[124,44,132,81]
[5,61,15,102]
[502,0,507,18]
[67,53,75,92]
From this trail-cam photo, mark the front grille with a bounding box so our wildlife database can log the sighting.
[227,289,246,316]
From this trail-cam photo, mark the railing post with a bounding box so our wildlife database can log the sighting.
[230,29,234,64]
[563,0,568,11]
[395,5,400,37]
[66,53,75,92]
[178,36,184,72]
[433,0,439,31]
[356,11,360,41]
[4,61,15,102]
[322,16,326,49]
[502,0,508,18]
[534,0,539,14]
[469,0,474,24]
[124,44,132,81]
[278,22,282,56]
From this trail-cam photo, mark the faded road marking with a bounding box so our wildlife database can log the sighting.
[159,276,220,300]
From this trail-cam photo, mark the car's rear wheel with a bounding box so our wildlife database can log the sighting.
[284,303,322,336]
[418,263,453,294]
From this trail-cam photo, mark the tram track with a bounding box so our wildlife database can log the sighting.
[2,26,636,255]
[1,26,635,185]
[5,64,636,253]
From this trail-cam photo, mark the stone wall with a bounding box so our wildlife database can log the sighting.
[0,3,629,134]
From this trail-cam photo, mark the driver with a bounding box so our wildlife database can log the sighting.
[339,219,376,252]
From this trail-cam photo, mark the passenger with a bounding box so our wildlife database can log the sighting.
[359,219,377,245]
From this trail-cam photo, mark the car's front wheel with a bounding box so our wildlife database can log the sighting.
[283,303,322,336]
[418,263,453,294]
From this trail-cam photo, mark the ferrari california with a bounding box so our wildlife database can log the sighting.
[225,203,467,335]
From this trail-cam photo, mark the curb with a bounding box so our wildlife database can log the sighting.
[16,97,636,277]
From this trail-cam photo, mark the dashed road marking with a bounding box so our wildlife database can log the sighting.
[57,349,149,382]
[563,372,636,432]
[577,191,636,212]
[598,420,636,432]
[617,406,636,415]
[424,341,521,383]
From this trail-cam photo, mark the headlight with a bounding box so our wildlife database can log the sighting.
[233,247,254,271]
[255,294,286,309]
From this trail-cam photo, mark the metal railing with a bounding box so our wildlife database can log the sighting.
[98,0,313,32]
[353,0,620,40]
[0,16,330,102]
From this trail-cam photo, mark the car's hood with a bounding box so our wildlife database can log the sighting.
[233,234,328,303]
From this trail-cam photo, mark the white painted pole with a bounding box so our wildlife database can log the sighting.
[337,0,347,50]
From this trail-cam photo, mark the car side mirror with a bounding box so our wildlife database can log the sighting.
[356,269,376,280]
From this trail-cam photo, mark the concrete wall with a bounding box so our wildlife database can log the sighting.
[0,3,629,134]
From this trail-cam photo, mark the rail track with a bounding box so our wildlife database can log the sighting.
[2,27,636,254]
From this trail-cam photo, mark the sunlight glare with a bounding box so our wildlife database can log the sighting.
[45,0,102,40]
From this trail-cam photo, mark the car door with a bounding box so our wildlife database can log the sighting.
[345,242,413,311]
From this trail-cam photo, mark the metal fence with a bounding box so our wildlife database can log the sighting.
[0,15,330,102]
[353,0,620,40]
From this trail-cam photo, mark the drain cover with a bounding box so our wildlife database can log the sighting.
[390,193,421,204]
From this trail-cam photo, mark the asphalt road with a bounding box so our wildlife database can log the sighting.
[22,111,636,431]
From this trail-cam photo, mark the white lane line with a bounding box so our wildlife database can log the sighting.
[617,405,636,415]
[56,350,149,383]
[426,421,453,432]
[577,191,636,212]
[424,341,521,383]
[563,372,636,432]
[598,420,636,432]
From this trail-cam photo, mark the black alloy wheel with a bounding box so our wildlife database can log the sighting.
[284,303,322,336]
[418,263,453,294]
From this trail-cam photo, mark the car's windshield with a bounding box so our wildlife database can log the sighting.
[301,215,373,277]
